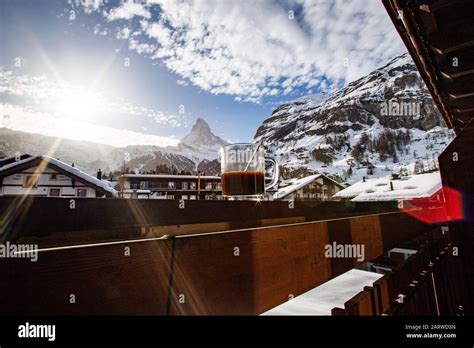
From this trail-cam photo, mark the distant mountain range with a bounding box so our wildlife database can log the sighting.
[253,53,454,183]
[0,117,228,176]
[0,53,454,183]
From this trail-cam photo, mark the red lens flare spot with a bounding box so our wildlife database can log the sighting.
[401,186,464,224]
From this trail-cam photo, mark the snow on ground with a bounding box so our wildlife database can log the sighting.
[262,269,383,315]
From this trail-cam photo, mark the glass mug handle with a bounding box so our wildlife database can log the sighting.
[264,157,279,191]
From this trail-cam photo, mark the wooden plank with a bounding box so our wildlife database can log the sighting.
[149,222,231,237]
[364,286,380,316]
[168,222,330,315]
[331,307,346,316]
[373,276,392,314]
[344,290,373,315]
[259,216,306,227]
[327,219,354,277]
[0,239,173,315]
[429,25,474,54]
[350,215,383,264]
[0,197,398,245]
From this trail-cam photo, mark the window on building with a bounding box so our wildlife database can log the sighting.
[168,181,175,189]
[23,175,38,188]
[77,188,87,197]
[167,195,175,200]
[49,188,60,197]
[190,195,196,200]
[140,181,148,189]
[189,182,196,190]
[205,182,212,190]
[181,195,188,200]
[50,174,58,180]
[182,182,188,189]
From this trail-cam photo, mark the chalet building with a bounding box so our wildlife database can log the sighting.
[118,174,223,200]
[274,174,345,201]
[0,155,116,198]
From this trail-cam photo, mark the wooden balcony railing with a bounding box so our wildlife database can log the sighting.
[0,197,442,315]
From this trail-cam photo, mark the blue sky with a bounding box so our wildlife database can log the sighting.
[0,0,405,147]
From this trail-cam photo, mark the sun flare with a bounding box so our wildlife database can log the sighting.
[53,87,105,121]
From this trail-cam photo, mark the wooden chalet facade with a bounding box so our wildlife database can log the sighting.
[118,174,223,200]
[274,174,345,201]
[0,155,116,198]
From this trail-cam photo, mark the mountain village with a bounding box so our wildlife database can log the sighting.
[0,54,448,206]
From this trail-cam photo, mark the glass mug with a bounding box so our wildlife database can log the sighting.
[220,143,279,198]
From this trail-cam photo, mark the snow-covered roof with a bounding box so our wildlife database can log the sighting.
[122,174,221,180]
[0,155,117,196]
[333,176,392,198]
[333,172,442,202]
[262,269,383,315]
[274,174,343,199]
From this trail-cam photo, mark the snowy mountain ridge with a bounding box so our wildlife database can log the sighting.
[254,53,454,183]
[0,118,227,176]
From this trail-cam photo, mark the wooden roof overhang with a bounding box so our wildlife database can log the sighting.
[383,0,474,134]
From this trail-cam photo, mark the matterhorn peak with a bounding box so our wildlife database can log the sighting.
[179,118,228,152]
[191,117,212,132]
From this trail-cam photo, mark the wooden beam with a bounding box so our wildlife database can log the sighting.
[429,27,474,55]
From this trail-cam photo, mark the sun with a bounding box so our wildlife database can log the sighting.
[53,87,105,121]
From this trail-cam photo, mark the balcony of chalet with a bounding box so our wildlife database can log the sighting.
[0,196,464,315]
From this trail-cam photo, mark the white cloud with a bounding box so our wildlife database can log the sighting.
[0,104,178,147]
[93,24,108,36]
[176,79,189,86]
[128,38,156,55]
[116,26,131,39]
[105,0,150,21]
[75,0,406,102]
[68,0,105,14]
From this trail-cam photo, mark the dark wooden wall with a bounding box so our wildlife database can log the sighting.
[439,119,474,314]
[0,197,398,246]
[0,210,431,315]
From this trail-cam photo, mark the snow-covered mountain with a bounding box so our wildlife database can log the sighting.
[0,127,114,172]
[179,117,228,154]
[254,53,454,183]
[107,118,227,175]
[0,118,227,176]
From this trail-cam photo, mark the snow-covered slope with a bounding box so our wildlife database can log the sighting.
[0,127,114,172]
[254,53,454,183]
[179,117,228,155]
[107,118,227,174]
[0,118,227,176]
